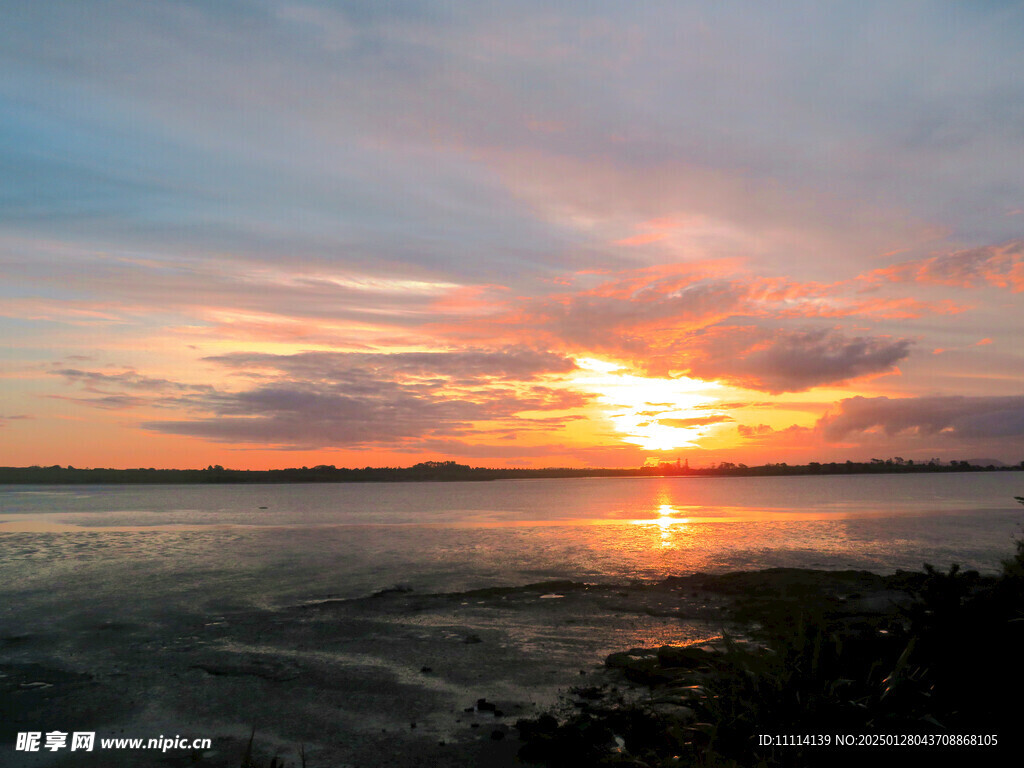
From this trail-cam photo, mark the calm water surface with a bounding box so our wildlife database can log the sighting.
[2,473,1023,619]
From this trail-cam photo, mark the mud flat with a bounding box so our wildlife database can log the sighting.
[4,564,1021,767]
[1,576,724,767]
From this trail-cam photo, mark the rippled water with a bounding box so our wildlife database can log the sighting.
[2,473,1022,618]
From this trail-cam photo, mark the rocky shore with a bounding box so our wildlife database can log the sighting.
[515,562,1024,768]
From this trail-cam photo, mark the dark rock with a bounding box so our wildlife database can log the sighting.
[655,645,717,669]
[515,714,559,741]
[190,659,300,682]
[516,714,618,767]
[569,685,606,700]
[604,649,676,684]
[372,584,413,597]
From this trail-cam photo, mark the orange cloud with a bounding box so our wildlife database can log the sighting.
[863,240,1024,292]
[434,260,965,391]
[614,231,670,246]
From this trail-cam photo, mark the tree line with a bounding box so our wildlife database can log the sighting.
[0,457,1021,484]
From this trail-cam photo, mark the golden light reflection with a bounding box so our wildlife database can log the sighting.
[633,502,692,548]
[572,358,727,450]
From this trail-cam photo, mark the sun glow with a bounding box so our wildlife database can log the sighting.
[571,358,727,451]
[632,503,692,548]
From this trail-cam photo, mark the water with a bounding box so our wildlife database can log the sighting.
[2,473,1023,766]
[2,473,1022,614]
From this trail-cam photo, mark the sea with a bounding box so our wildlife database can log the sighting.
[2,472,1022,614]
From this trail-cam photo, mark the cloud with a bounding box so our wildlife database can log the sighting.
[54,368,214,393]
[396,439,575,459]
[658,415,734,429]
[737,423,774,437]
[443,263,936,394]
[205,347,576,382]
[145,379,584,449]
[6,1,1023,292]
[0,414,33,427]
[53,347,585,449]
[819,395,1024,442]
[50,368,215,410]
[528,276,750,353]
[51,394,154,411]
[3,250,494,330]
[865,240,1024,292]
[736,423,813,444]
[147,382,488,447]
[472,262,959,366]
[683,327,911,393]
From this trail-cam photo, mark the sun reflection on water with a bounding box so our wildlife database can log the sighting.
[633,502,692,548]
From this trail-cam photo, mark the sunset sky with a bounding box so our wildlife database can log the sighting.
[2,1,1023,469]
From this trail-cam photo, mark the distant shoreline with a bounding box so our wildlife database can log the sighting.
[1,459,1020,484]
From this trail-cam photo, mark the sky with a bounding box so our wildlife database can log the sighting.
[2,0,1023,469]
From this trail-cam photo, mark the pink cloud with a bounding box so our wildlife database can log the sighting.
[438,261,955,391]
[864,240,1024,292]
[614,231,671,246]
[514,265,965,355]
[683,327,911,393]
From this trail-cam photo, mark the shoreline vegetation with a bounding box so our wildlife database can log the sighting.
[1,457,1022,484]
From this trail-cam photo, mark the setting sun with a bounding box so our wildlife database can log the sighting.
[572,359,726,451]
